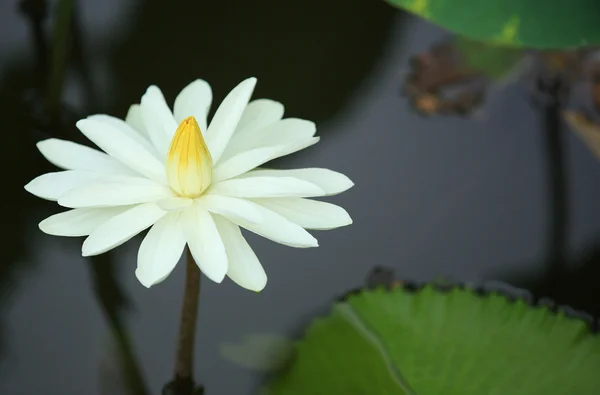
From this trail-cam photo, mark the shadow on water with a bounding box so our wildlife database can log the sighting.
[499,243,600,320]
[0,57,45,357]
[503,73,600,320]
[103,0,398,125]
[0,2,149,393]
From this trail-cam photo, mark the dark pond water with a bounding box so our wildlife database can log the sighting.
[2,1,600,394]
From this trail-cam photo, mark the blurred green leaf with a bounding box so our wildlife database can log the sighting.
[385,0,600,49]
[267,286,600,394]
[220,334,294,373]
[453,37,523,79]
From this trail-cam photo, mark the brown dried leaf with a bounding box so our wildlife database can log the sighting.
[565,110,600,160]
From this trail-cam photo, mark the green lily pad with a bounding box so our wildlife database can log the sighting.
[386,0,600,49]
[267,285,600,394]
[453,37,524,80]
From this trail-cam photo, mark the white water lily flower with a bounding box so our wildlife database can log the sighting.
[25,77,353,291]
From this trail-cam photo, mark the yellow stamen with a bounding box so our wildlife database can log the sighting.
[166,116,212,198]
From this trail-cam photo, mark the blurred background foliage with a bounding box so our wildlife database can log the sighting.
[386,0,600,48]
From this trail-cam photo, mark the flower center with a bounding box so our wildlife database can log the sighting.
[166,116,213,198]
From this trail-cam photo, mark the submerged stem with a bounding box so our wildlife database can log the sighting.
[541,79,568,291]
[90,254,150,395]
[164,248,203,395]
[46,0,74,118]
[19,0,49,92]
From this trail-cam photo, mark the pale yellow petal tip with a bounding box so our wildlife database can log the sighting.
[254,284,267,293]
[247,279,267,293]
[166,116,213,198]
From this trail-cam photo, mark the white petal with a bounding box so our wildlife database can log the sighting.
[25,170,107,201]
[140,85,178,156]
[173,79,212,131]
[220,99,284,161]
[185,206,228,283]
[36,139,134,174]
[157,197,193,211]
[213,216,267,292]
[125,104,147,137]
[135,212,186,288]
[227,204,318,248]
[39,207,131,236]
[209,177,325,198]
[253,118,316,145]
[200,194,262,223]
[82,203,166,256]
[76,119,167,183]
[87,114,158,157]
[236,168,353,196]
[206,78,257,164]
[236,99,285,132]
[252,198,352,230]
[222,118,315,160]
[213,137,319,182]
[58,179,174,208]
